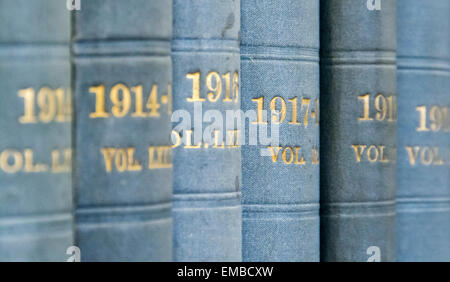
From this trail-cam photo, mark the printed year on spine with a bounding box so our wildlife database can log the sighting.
[186,71,239,103]
[89,83,172,119]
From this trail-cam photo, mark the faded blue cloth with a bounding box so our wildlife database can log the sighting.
[241,0,320,262]
[72,0,173,262]
[0,0,73,261]
[320,0,397,262]
[172,0,242,262]
[396,0,450,262]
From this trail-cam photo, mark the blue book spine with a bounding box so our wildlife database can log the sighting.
[172,0,242,261]
[241,0,320,262]
[320,0,397,261]
[0,0,73,261]
[72,0,173,261]
[396,0,450,262]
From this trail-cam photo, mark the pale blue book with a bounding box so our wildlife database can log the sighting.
[241,0,320,262]
[172,0,242,261]
[396,0,450,262]
[0,0,73,261]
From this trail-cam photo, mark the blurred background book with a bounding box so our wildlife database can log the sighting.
[396,0,450,262]
[0,0,73,261]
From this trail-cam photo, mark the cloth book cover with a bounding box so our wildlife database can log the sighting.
[396,0,450,262]
[320,0,397,262]
[0,0,73,261]
[240,0,320,262]
[172,0,242,262]
[72,0,173,261]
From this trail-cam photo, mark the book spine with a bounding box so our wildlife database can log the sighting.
[172,0,242,261]
[0,0,73,261]
[396,0,450,262]
[72,0,173,261]
[320,0,397,261]
[240,0,320,262]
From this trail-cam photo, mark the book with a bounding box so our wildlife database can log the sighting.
[240,0,320,262]
[320,0,397,261]
[72,0,173,261]
[396,0,450,262]
[172,0,242,261]
[0,0,73,261]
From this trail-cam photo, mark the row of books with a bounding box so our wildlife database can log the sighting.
[0,0,449,262]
